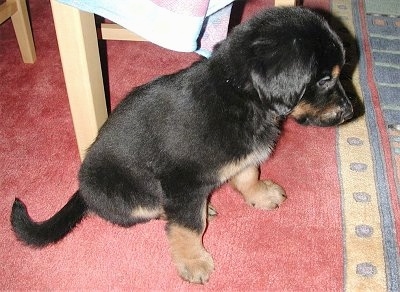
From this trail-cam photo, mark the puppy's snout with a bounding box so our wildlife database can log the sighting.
[340,97,353,122]
[341,108,353,121]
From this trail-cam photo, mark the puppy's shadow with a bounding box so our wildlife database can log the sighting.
[314,8,364,121]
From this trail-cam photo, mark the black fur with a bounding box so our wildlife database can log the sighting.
[11,5,352,259]
[11,192,87,247]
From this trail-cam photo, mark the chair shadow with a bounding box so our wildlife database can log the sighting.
[95,16,112,114]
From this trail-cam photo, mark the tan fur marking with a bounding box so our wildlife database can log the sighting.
[291,101,342,123]
[290,101,319,118]
[230,165,260,195]
[218,149,271,182]
[168,225,204,259]
[332,65,341,79]
[168,222,214,284]
[131,206,163,219]
[230,166,286,210]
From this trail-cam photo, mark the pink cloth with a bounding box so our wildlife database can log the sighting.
[57,0,234,56]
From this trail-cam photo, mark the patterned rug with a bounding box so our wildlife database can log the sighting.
[332,0,400,290]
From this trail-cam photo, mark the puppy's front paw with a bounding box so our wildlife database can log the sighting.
[174,249,214,284]
[245,180,286,210]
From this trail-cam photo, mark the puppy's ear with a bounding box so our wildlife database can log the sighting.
[250,38,314,115]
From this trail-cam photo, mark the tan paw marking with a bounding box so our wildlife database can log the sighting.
[175,248,214,284]
[168,224,214,284]
[244,180,286,210]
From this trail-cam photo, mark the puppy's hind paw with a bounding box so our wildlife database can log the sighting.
[207,204,218,220]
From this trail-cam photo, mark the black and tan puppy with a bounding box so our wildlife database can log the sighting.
[11,7,353,284]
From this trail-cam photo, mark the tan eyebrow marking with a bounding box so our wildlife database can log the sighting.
[332,65,341,79]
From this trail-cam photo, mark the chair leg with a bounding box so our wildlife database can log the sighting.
[10,0,36,63]
[50,0,108,160]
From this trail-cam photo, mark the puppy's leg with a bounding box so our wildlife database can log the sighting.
[163,183,214,284]
[167,222,214,284]
[80,160,165,226]
[230,166,286,210]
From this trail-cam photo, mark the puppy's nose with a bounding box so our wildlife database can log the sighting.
[340,98,353,121]
[342,108,353,121]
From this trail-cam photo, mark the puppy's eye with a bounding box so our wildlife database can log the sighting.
[318,76,332,86]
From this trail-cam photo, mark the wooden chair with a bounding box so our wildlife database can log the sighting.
[0,0,36,63]
[276,0,296,5]
[50,0,295,160]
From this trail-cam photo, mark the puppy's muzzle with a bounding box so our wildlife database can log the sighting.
[338,96,354,123]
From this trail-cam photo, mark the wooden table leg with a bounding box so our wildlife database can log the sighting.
[50,0,108,160]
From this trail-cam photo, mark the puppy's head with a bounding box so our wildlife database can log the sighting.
[227,7,353,126]
[290,64,353,127]
[287,20,353,127]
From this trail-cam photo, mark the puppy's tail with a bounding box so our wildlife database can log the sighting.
[10,191,88,247]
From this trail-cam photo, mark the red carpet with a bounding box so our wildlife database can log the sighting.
[1,0,398,290]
